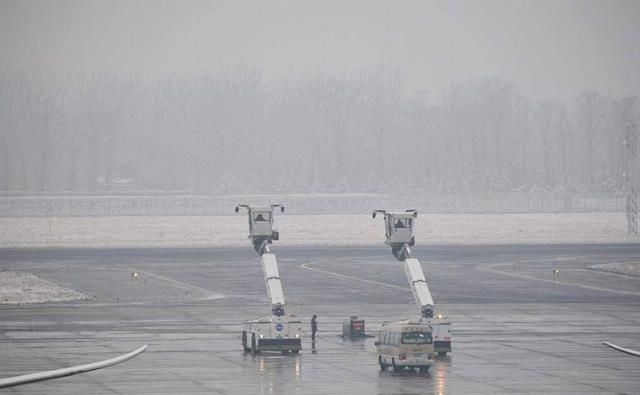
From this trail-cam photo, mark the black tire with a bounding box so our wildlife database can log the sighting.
[292,350,299,354]
[251,333,259,354]
[419,366,430,374]
[438,351,447,357]
[242,330,249,353]
[378,355,386,371]
[392,358,401,372]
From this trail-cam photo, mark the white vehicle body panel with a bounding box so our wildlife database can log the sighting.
[384,213,416,245]
[243,315,303,352]
[249,208,274,237]
[429,319,452,353]
[376,320,434,369]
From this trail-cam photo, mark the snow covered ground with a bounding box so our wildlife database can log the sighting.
[0,212,637,248]
[1,213,637,305]
[589,262,640,277]
[0,271,91,304]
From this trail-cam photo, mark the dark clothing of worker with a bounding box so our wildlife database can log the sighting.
[311,314,318,341]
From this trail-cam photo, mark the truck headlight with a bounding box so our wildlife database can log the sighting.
[295,334,300,338]
[259,334,264,338]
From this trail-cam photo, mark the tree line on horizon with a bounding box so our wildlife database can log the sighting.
[0,67,637,196]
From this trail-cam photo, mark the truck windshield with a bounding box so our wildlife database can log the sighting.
[401,332,432,344]
[254,212,271,222]
[394,218,412,229]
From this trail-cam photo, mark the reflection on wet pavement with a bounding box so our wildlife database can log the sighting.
[1,246,639,394]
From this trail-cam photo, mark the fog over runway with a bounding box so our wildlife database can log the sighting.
[1,245,639,394]
[1,1,639,392]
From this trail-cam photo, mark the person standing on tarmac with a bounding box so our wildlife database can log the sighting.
[311,314,318,341]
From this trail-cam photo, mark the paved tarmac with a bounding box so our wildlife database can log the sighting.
[1,244,639,394]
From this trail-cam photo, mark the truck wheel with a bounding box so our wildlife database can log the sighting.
[419,366,430,374]
[378,355,386,371]
[392,358,401,372]
[438,352,447,357]
[242,330,249,353]
[291,350,299,354]
[251,334,259,354]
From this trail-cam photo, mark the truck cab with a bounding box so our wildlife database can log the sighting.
[249,208,275,238]
[372,210,417,261]
[384,213,416,246]
[236,204,284,254]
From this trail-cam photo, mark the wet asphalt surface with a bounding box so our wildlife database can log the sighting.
[1,244,639,394]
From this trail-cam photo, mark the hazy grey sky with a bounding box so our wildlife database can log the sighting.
[1,0,639,99]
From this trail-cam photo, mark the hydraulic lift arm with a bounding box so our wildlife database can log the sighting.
[261,251,285,316]
[236,204,287,316]
[373,209,434,318]
[373,209,452,355]
[404,258,434,319]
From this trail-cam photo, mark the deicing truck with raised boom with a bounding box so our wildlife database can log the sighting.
[236,204,303,354]
[373,210,452,372]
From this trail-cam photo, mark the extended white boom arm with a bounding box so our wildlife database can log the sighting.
[261,251,286,316]
[373,209,434,318]
[404,258,435,319]
[236,204,287,316]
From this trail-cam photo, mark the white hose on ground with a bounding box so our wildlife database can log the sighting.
[603,341,640,357]
[0,344,148,389]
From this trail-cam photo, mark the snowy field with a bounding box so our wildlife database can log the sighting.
[0,212,637,248]
[590,262,640,277]
[0,271,90,304]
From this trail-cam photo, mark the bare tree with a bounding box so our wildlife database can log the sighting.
[0,71,10,191]
[24,73,70,191]
[314,74,365,182]
[406,90,434,180]
[554,103,571,190]
[365,66,405,179]
[480,78,519,178]
[442,84,468,180]
[575,90,606,186]
[611,96,638,190]
[535,101,557,187]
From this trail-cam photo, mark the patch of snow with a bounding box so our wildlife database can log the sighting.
[0,213,637,249]
[589,263,640,277]
[0,271,91,304]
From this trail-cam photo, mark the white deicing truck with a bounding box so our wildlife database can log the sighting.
[372,210,452,372]
[236,204,303,354]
